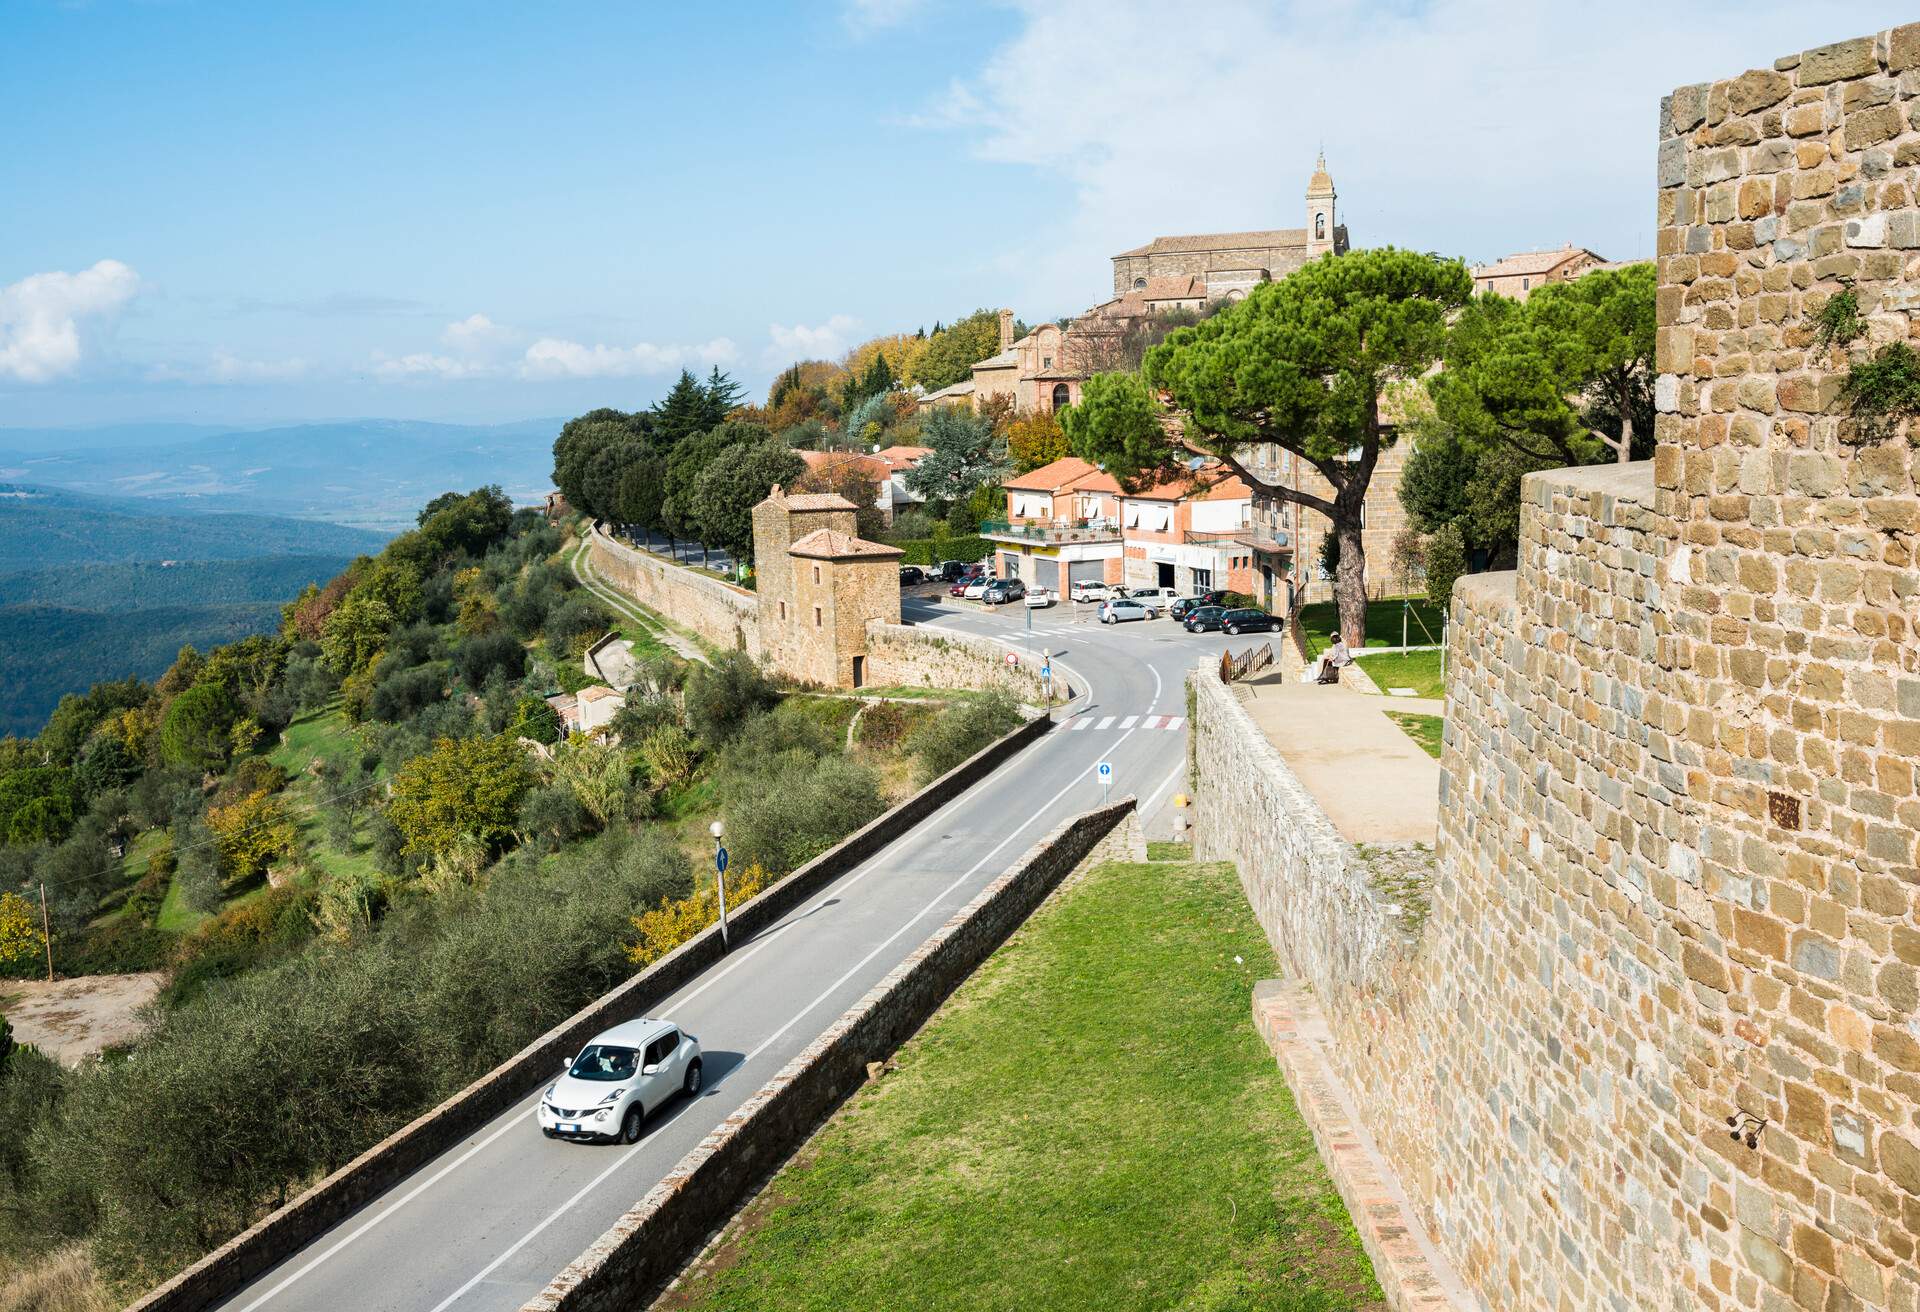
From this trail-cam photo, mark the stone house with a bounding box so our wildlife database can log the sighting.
[918,310,1087,417]
[583,633,641,690]
[545,684,625,737]
[796,448,923,525]
[1110,153,1347,304]
[1469,244,1608,299]
[751,485,902,688]
[984,456,1126,592]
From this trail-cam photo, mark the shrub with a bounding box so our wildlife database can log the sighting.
[387,735,534,860]
[454,630,526,687]
[56,922,171,976]
[635,726,697,792]
[627,860,771,967]
[1425,524,1467,610]
[725,755,885,875]
[684,652,778,746]
[855,700,911,752]
[518,784,590,852]
[368,665,447,724]
[545,593,610,655]
[904,689,1022,784]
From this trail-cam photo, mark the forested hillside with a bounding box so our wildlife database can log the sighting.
[0,485,386,570]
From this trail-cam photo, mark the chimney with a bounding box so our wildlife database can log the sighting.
[998,308,1014,353]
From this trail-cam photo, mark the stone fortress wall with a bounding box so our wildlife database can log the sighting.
[1195,26,1920,1311]
[589,528,761,657]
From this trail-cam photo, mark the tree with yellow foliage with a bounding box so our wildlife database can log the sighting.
[1006,410,1070,473]
[206,788,297,885]
[626,861,773,967]
[0,891,44,973]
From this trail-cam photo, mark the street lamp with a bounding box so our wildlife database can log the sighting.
[710,820,731,949]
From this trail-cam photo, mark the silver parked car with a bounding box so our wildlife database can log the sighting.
[1099,597,1157,623]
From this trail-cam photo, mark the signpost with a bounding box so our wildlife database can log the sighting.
[1004,650,1018,667]
[1040,648,1053,707]
[1096,760,1112,806]
[711,820,730,949]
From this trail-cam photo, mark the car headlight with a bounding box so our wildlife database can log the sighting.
[598,1088,626,1105]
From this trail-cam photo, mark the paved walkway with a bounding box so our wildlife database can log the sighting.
[1233,673,1439,845]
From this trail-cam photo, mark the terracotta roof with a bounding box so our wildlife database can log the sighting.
[874,444,932,472]
[1123,462,1249,502]
[1116,228,1307,258]
[787,528,904,561]
[920,379,976,401]
[1004,456,1123,495]
[798,449,888,480]
[1472,246,1604,279]
[1141,275,1206,301]
[578,684,624,703]
[774,487,859,511]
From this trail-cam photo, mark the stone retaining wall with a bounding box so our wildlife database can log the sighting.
[517,799,1142,1312]
[864,620,1058,703]
[589,528,760,656]
[126,715,1051,1312]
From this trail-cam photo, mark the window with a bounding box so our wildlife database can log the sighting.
[1133,276,1146,289]
[814,606,823,627]
[1522,277,1530,291]
[1051,382,1070,410]
[778,600,786,620]
[1315,213,1325,238]
[1042,355,1053,369]
[1193,568,1213,590]
[644,1030,679,1068]
[812,564,821,584]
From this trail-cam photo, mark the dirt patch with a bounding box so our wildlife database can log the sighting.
[1,972,163,1065]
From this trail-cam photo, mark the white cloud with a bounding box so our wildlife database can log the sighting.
[441,311,517,359]
[209,351,307,382]
[0,259,141,382]
[371,352,488,381]
[766,314,859,365]
[519,336,738,380]
[930,0,1919,314]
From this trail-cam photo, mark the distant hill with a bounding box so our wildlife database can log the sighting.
[0,488,387,736]
[0,417,563,532]
[0,484,388,571]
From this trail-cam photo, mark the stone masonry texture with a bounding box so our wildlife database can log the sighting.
[1195,25,1920,1312]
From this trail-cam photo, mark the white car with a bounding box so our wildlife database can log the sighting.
[1068,581,1111,603]
[1126,586,1182,609]
[538,1018,702,1143]
[1099,597,1157,623]
[1024,587,1055,608]
[963,577,995,599]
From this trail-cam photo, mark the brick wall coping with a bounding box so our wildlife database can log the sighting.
[125,713,1052,1312]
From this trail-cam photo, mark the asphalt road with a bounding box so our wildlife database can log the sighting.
[212,594,1254,1312]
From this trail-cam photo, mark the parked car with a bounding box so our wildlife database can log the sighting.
[1183,605,1229,633]
[537,1018,702,1144]
[948,566,985,596]
[1024,586,1055,608]
[1099,597,1157,623]
[1219,607,1279,635]
[899,565,926,586]
[1068,580,1112,603]
[963,575,996,600]
[982,578,1027,604]
[1169,591,1228,621]
[1126,586,1182,610]
[938,560,976,582]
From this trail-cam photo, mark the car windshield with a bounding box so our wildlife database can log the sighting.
[569,1044,638,1081]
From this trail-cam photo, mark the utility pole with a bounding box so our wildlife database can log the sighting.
[39,882,52,983]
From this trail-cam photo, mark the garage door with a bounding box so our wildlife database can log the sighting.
[1067,560,1105,585]
[1034,558,1059,590]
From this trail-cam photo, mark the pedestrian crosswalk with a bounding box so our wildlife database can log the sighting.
[1063,714,1185,732]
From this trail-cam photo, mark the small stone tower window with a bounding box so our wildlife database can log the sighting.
[813,606,823,628]
[1133,277,1146,290]
[812,564,821,584]
[779,600,786,621]
[1315,213,1325,239]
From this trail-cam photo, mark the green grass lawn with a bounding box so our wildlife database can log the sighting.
[1351,648,1444,701]
[1296,596,1445,656]
[1385,712,1444,760]
[662,858,1382,1312]
[268,703,364,776]
[1146,840,1193,861]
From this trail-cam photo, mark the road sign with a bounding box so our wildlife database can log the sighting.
[716,845,729,874]
[1040,663,1051,680]
[1005,650,1018,666]
[1096,761,1112,780]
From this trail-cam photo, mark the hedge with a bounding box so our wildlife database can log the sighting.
[891,536,990,568]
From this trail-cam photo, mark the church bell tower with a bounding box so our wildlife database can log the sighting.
[1305,151,1337,258]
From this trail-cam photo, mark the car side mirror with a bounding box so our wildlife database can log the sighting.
[642,1064,661,1076]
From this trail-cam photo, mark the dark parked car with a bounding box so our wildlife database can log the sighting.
[938,561,971,582]
[899,565,926,586]
[1218,607,1279,635]
[948,566,987,597]
[1182,605,1229,633]
[981,578,1027,605]
[1169,592,1228,621]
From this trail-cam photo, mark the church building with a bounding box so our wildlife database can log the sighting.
[1109,154,1346,305]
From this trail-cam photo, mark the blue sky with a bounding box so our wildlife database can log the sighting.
[3,0,1914,428]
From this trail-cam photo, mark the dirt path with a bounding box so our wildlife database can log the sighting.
[1,972,163,1065]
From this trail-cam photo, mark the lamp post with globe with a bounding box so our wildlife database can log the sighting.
[710,819,730,949]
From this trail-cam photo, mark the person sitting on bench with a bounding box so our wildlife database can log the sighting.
[1312,637,1352,685]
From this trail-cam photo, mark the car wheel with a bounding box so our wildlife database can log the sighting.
[542,1127,557,1140]
[1226,624,1240,635]
[1145,609,1157,620]
[684,1058,703,1097]
[620,1104,643,1145]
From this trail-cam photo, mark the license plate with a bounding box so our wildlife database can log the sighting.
[559,1123,581,1134]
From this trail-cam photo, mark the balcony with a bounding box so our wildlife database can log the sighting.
[1185,528,1292,553]
[981,517,1123,545]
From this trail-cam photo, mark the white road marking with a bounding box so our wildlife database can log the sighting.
[1070,716,1090,731]
[430,734,1149,1311]
[1095,716,1114,730]
[1119,715,1138,729]
[1164,716,1184,730]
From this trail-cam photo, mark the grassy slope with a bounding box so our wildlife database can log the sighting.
[1385,712,1444,760]
[1350,649,1444,701]
[665,857,1383,1312]
[1295,596,1445,656]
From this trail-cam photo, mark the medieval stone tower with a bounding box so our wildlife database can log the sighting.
[752,485,903,688]
[1305,150,1337,258]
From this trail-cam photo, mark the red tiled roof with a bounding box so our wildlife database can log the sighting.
[797,449,889,481]
[1472,246,1604,279]
[1004,456,1123,495]
[874,444,932,472]
[1116,228,1307,258]
[1141,275,1206,300]
[787,528,904,560]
